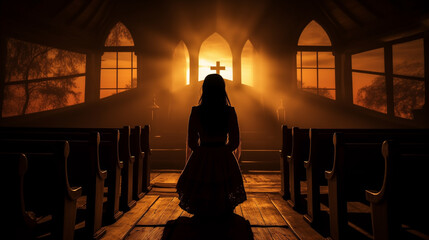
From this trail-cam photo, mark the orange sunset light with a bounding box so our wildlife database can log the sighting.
[199,33,233,81]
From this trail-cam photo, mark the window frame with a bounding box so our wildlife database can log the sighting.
[296,46,336,99]
[350,34,426,119]
[100,47,137,97]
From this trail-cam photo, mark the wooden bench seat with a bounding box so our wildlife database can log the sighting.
[0,140,81,240]
[0,131,107,239]
[0,127,124,224]
[304,128,429,229]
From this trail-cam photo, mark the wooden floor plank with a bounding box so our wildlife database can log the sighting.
[103,195,159,240]
[180,210,193,218]
[234,204,244,217]
[150,172,162,181]
[151,173,180,185]
[244,173,281,184]
[269,227,299,240]
[252,227,273,240]
[157,197,183,225]
[270,194,325,240]
[254,195,287,226]
[103,172,327,240]
[137,197,174,225]
[126,227,164,240]
[241,197,266,226]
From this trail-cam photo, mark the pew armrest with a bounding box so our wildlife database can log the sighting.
[98,169,108,180]
[325,154,337,180]
[287,155,292,163]
[303,160,310,168]
[365,189,384,203]
[130,155,135,164]
[325,169,334,179]
[67,186,83,201]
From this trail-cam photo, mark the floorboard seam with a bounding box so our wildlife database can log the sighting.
[122,195,160,239]
[269,195,303,240]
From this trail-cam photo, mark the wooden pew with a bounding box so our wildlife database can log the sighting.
[280,125,292,200]
[0,130,107,239]
[286,127,309,212]
[130,125,151,200]
[366,140,429,240]
[304,128,429,228]
[0,140,82,240]
[303,128,334,227]
[325,131,429,240]
[0,127,123,224]
[2,153,31,239]
[141,125,151,192]
[119,126,136,211]
[130,126,145,200]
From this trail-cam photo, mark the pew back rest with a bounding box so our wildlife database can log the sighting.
[307,128,429,171]
[329,131,429,202]
[0,131,104,186]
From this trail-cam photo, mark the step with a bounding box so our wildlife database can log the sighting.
[239,149,280,171]
[151,149,187,170]
[150,148,280,171]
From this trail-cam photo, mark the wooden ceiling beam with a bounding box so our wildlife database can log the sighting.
[331,0,364,27]
[314,0,345,33]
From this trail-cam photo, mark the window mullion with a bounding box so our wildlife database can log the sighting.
[385,45,394,116]
[116,52,119,94]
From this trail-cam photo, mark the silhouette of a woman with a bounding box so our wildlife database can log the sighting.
[176,74,247,218]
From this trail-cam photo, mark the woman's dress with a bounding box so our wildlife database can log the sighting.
[176,105,247,217]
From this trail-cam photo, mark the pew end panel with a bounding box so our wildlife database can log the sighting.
[141,125,152,192]
[287,127,309,213]
[366,140,429,240]
[131,125,145,200]
[119,126,137,212]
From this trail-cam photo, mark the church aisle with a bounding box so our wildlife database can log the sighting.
[102,172,324,240]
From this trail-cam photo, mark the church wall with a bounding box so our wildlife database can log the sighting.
[0,0,428,130]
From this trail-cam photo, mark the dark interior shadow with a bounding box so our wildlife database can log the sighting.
[161,213,254,240]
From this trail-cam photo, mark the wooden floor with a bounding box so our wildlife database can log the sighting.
[102,171,325,240]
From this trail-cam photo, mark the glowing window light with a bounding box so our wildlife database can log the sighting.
[199,33,233,81]
[172,41,190,90]
[241,40,254,86]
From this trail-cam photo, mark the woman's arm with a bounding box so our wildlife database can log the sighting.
[227,107,240,151]
[187,107,199,151]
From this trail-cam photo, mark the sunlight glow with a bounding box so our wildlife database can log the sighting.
[241,40,254,86]
[298,21,331,46]
[172,41,190,91]
[199,33,233,81]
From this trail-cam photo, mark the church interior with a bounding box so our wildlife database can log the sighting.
[1,0,429,239]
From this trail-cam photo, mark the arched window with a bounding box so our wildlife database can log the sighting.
[297,21,335,99]
[100,22,137,98]
[199,33,233,81]
[241,40,255,87]
[172,41,190,91]
[2,38,85,117]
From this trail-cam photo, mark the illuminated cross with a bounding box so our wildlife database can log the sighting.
[210,61,226,74]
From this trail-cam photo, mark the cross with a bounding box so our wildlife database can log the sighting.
[210,61,226,74]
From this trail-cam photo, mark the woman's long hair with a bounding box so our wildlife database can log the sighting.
[199,74,231,107]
